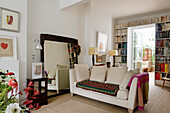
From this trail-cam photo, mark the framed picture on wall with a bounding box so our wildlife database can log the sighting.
[97,32,108,53]
[96,55,103,63]
[0,7,20,32]
[0,35,17,60]
[32,62,43,79]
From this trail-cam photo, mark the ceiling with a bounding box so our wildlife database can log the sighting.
[92,0,170,19]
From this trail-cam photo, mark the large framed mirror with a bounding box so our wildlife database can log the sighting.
[40,34,78,98]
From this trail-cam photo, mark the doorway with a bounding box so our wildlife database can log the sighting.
[127,24,155,83]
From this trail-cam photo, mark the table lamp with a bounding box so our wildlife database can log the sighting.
[88,47,98,66]
[109,50,118,67]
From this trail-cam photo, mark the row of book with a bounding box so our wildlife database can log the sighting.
[155,63,169,73]
[156,40,170,47]
[115,24,128,29]
[156,40,166,47]
[118,49,127,56]
[156,23,170,31]
[115,35,127,42]
[156,31,170,39]
[115,29,127,36]
[116,43,127,49]
[155,73,169,80]
[156,47,170,56]
[156,56,170,61]
[121,56,127,63]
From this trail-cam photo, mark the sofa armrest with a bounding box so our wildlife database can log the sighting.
[69,69,76,93]
[128,78,138,110]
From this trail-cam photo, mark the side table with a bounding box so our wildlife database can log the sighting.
[27,78,48,105]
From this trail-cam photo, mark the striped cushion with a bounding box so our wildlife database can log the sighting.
[76,80,119,96]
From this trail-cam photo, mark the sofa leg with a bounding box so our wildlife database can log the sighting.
[128,109,133,113]
[71,93,74,96]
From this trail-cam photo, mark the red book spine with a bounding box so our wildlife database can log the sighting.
[160,63,165,72]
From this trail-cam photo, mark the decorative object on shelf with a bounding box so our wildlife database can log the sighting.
[34,39,42,50]
[71,44,81,55]
[32,62,43,79]
[88,47,98,66]
[0,8,20,32]
[96,55,103,63]
[0,70,41,112]
[0,35,17,60]
[109,50,118,67]
[97,32,108,53]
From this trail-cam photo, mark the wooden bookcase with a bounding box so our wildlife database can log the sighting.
[155,22,170,86]
[114,24,128,63]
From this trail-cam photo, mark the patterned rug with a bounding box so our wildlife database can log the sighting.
[33,100,113,113]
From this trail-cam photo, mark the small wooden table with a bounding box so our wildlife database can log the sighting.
[27,78,48,105]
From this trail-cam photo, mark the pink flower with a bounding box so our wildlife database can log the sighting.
[8,79,18,89]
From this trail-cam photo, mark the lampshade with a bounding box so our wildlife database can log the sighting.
[34,39,42,50]
[109,50,118,56]
[88,47,98,55]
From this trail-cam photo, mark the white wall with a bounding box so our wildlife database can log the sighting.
[27,0,85,77]
[59,0,89,9]
[0,0,27,91]
[60,0,82,9]
[78,3,91,65]
[89,1,113,65]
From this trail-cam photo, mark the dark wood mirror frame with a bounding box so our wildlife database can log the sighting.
[40,34,78,98]
[40,34,78,63]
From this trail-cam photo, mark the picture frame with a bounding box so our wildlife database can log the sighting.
[32,62,43,79]
[96,55,103,63]
[97,32,108,53]
[0,35,17,60]
[0,7,20,32]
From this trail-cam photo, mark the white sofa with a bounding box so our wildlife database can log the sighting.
[69,66,139,113]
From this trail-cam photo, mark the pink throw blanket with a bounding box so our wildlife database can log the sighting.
[127,73,149,110]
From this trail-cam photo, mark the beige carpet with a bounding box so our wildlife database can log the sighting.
[33,100,113,113]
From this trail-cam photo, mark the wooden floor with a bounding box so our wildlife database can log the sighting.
[43,72,170,113]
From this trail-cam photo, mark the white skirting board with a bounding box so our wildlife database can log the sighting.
[0,60,19,98]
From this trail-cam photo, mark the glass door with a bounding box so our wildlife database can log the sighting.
[133,31,143,71]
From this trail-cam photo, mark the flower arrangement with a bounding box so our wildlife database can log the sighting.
[0,70,41,113]
[68,44,81,55]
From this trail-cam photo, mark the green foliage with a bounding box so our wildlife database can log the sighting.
[0,78,18,112]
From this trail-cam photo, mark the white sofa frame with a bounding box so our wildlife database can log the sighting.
[69,69,138,113]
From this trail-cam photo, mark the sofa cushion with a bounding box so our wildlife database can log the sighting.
[120,68,140,90]
[75,64,90,82]
[105,67,127,85]
[117,89,128,100]
[90,66,107,82]
[76,80,119,96]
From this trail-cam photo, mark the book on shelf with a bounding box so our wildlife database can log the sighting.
[155,63,169,72]
[165,64,169,73]
[115,44,118,49]
[155,73,161,80]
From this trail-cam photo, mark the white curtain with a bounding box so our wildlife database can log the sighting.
[127,27,134,71]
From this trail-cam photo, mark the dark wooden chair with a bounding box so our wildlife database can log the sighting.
[162,73,170,89]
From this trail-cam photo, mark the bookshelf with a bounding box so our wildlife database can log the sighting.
[155,21,170,86]
[114,24,128,63]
